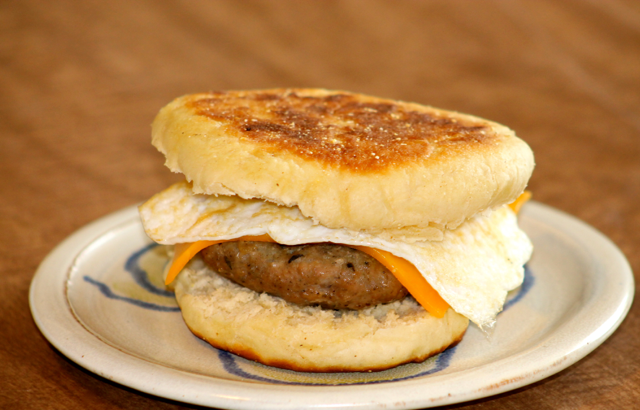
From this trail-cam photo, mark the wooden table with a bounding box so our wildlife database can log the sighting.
[3,1,638,408]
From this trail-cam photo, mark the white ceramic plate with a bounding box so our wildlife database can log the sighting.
[30,202,634,409]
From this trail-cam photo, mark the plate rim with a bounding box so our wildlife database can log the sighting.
[29,201,635,409]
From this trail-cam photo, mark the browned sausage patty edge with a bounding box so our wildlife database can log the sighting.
[200,241,409,310]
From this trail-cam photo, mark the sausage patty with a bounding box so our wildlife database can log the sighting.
[200,241,409,310]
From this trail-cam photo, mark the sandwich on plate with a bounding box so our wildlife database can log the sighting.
[139,89,534,372]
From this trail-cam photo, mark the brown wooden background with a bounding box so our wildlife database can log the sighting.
[2,1,639,409]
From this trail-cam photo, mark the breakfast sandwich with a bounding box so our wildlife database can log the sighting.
[139,89,534,372]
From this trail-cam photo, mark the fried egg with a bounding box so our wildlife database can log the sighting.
[139,181,532,330]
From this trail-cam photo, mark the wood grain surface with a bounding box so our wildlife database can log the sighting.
[2,1,639,408]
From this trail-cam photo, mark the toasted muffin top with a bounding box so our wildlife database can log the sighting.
[186,89,499,172]
[151,89,534,236]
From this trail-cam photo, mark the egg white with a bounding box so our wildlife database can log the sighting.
[139,181,533,330]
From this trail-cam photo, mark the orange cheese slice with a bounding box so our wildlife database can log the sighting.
[509,191,531,214]
[350,246,449,318]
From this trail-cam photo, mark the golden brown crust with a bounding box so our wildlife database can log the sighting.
[152,89,534,233]
[187,89,498,172]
